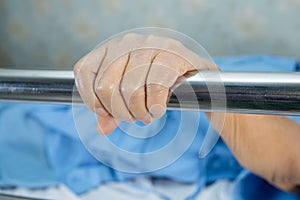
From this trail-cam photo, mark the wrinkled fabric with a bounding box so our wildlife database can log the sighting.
[0,55,299,200]
[0,178,230,200]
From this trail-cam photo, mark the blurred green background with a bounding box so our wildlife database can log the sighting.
[1,0,300,69]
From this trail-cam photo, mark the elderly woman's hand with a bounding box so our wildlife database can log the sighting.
[74,33,300,194]
[74,33,217,134]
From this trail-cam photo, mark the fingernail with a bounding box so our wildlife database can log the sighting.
[149,104,165,118]
[96,108,108,116]
[129,117,136,123]
[142,116,152,124]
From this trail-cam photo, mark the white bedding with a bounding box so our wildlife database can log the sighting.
[0,178,233,200]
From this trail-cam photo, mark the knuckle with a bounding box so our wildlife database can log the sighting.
[145,34,156,41]
[122,33,140,41]
[128,88,142,104]
[120,83,130,96]
[167,38,184,48]
[120,81,144,98]
[95,80,114,98]
[146,83,155,90]
[105,37,119,49]
[147,83,168,95]
[73,60,84,77]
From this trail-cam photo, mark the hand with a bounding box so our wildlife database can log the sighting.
[74,33,300,193]
[74,33,217,134]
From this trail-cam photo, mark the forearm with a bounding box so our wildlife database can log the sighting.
[206,112,300,192]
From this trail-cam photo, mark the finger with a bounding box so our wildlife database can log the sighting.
[97,115,118,135]
[94,53,134,121]
[146,51,193,118]
[100,33,148,74]
[145,35,217,71]
[120,49,157,123]
[74,46,109,116]
[178,49,218,71]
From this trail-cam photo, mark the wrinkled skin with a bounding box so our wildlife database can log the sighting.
[74,33,216,133]
[74,34,300,193]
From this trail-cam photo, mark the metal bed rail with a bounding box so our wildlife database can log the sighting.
[0,69,299,116]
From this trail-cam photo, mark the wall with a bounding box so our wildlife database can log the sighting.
[1,0,300,69]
